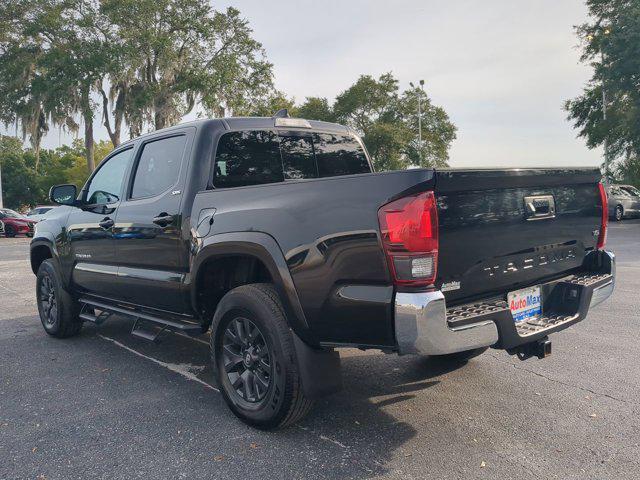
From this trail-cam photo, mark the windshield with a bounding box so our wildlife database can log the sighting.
[0,209,24,219]
[622,186,640,197]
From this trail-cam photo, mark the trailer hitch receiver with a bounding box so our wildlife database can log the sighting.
[508,337,552,360]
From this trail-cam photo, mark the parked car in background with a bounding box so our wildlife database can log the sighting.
[608,184,640,221]
[26,206,57,222]
[0,208,36,237]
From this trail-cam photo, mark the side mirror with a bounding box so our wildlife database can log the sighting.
[49,184,77,206]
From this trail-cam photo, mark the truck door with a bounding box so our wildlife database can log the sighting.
[112,130,193,313]
[67,147,134,298]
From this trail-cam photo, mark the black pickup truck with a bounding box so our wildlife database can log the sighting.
[31,113,615,429]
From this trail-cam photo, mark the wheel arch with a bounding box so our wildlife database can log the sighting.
[191,232,315,345]
[30,237,56,275]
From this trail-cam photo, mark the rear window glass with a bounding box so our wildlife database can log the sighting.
[212,129,371,188]
[313,133,370,177]
[214,131,283,188]
[279,133,317,180]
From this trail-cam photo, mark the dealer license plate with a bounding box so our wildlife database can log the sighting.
[508,286,542,323]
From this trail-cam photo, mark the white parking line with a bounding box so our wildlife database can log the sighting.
[98,334,352,449]
[97,334,219,392]
[172,330,210,346]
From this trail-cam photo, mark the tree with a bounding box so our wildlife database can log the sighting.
[101,1,274,133]
[565,0,640,186]
[0,0,110,173]
[333,73,456,170]
[296,97,335,123]
[1,0,276,173]
[0,134,112,210]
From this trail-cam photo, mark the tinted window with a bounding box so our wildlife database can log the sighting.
[279,133,317,179]
[314,133,370,177]
[131,136,186,199]
[214,131,283,188]
[622,186,640,197]
[86,148,133,204]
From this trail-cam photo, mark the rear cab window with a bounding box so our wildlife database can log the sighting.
[212,128,371,188]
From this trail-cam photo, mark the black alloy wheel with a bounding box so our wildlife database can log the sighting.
[36,259,83,338]
[38,273,58,328]
[221,317,272,403]
[211,283,313,429]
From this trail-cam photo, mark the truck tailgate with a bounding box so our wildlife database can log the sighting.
[434,168,603,305]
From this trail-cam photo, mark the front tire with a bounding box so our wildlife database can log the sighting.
[36,259,83,338]
[210,283,312,430]
[614,205,624,221]
[5,225,16,237]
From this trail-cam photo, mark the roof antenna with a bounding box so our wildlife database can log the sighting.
[272,108,289,118]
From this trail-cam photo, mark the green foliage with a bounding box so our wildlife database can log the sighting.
[0,0,275,171]
[565,0,640,187]
[333,73,456,170]
[296,97,336,123]
[101,1,274,132]
[0,135,112,210]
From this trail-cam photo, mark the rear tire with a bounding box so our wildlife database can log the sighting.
[5,225,15,237]
[615,205,624,221]
[433,346,488,363]
[210,283,313,430]
[36,259,83,338]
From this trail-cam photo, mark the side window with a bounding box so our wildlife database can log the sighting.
[131,136,186,199]
[314,133,371,177]
[279,132,317,180]
[213,130,283,188]
[86,148,133,204]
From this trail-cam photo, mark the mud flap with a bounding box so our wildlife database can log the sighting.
[293,334,343,399]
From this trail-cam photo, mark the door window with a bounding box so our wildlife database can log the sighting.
[86,148,133,204]
[131,136,187,199]
[213,130,283,188]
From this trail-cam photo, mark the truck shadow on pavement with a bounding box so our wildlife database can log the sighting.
[2,314,476,479]
[89,317,473,477]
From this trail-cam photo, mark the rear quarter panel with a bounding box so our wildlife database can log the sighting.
[192,169,435,347]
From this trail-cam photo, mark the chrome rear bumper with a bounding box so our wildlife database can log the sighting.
[395,291,498,356]
[394,250,616,356]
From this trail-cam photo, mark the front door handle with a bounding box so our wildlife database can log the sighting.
[152,213,173,227]
[99,217,114,229]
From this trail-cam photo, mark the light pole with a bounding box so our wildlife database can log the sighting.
[588,28,611,186]
[602,47,609,186]
[409,79,425,163]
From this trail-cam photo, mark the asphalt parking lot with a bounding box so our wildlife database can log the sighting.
[1,221,638,480]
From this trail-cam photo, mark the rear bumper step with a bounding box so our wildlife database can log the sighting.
[394,250,615,355]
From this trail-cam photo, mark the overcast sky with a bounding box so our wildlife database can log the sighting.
[25,0,602,168]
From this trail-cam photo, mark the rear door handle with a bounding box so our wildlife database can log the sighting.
[99,217,114,229]
[152,213,173,227]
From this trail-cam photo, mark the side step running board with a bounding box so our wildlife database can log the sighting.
[79,297,203,342]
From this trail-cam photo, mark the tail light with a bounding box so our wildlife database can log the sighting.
[597,182,608,249]
[378,191,438,286]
